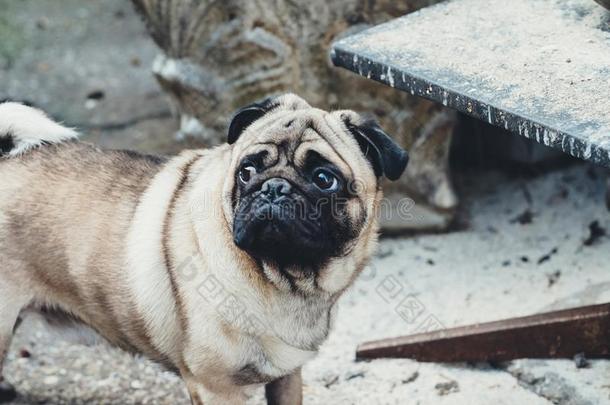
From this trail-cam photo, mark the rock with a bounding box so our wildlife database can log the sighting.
[130,380,145,390]
[547,270,561,287]
[43,375,59,386]
[345,371,365,381]
[572,353,589,369]
[401,371,419,384]
[322,374,339,388]
[435,380,459,396]
[131,0,458,232]
[510,209,534,225]
[583,220,606,246]
[375,245,394,259]
[537,248,558,265]
[508,369,590,405]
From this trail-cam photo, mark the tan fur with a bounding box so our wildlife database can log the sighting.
[0,95,383,404]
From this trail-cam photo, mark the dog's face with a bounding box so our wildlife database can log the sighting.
[222,94,408,291]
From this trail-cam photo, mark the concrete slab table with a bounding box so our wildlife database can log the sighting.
[331,0,610,167]
[331,0,610,361]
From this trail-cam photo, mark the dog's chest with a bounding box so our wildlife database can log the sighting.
[231,334,318,386]
[227,297,334,385]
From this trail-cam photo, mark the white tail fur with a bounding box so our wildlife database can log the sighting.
[0,102,78,157]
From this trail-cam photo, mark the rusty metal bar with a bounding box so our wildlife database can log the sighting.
[356,303,610,362]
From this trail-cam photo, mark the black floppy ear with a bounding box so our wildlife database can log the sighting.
[227,97,278,144]
[346,119,409,181]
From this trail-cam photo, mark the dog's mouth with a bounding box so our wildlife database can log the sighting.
[232,190,331,267]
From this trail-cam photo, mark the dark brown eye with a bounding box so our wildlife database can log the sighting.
[313,169,339,191]
[239,164,256,184]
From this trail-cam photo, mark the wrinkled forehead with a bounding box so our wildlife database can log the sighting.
[233,108,365,176]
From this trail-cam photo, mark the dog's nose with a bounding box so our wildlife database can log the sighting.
[261,178,292,201]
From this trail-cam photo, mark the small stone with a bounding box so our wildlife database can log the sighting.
[131,380,145,390]
[547,270,561,287]
[510,209,534,225]
[86,90,105,100]
[376,245,394,258]
[402,371,419,384]
[36,17,49,30]
[322,374,339,388]
[345,371,365,381]
[435,380,459,396]
[583,220,606,246]
[537,247,558,265]
[43,375,60,386]
[573,352,590,369]
[85,99,98,110]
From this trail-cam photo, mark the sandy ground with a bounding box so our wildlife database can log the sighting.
[3,163,610,405]
[1,0,610,404]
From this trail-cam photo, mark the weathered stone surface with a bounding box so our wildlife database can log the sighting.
[332,0,610,168]
[0,0,184,155]
[131,0,458,230]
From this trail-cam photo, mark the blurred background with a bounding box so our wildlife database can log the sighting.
[1,0,609,404]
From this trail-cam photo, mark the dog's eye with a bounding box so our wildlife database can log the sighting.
[239,163,257,184]
[313,169,339,192]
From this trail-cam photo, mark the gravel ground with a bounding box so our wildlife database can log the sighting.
[4,163,610,404]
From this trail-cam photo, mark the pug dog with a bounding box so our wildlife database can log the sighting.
[0,94,408,404]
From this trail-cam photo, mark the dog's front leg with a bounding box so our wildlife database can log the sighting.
[0,282,31,403]
[265,368,302,405]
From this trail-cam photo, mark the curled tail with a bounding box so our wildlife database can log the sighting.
[0,102,78,157]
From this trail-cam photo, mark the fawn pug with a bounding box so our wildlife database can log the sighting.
[0,94,408,404]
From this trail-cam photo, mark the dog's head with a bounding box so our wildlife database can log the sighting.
[222,94,408,293]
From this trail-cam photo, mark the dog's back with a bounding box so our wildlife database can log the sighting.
[0,103,169,361]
